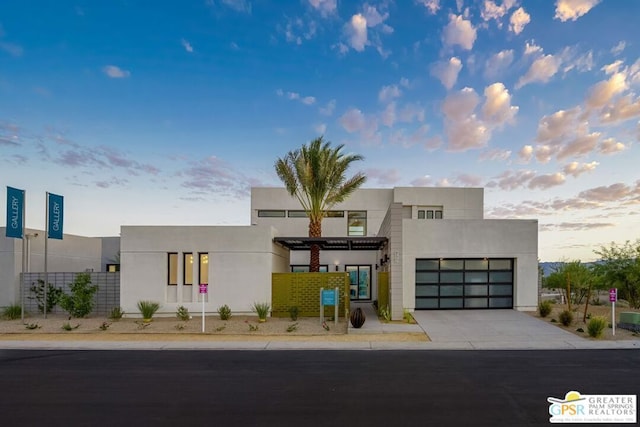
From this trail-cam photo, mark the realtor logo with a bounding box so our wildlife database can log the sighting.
[548,391,636,423]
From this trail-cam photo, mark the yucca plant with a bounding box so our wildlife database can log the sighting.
[137,300,160,322]
[587,316,608,338]
[217,304,231,320]
[176,305,190,321]
[252,302,270,322]
[109,306,125,320]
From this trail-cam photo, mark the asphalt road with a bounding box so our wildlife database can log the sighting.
[0,350,637,426]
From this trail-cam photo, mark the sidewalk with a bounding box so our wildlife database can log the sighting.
[1,304,639,351]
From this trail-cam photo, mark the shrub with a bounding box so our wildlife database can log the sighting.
[288,306,298,321]
[559,309,573,326]
[2,304,22,320]
[59,273,98,318]
[217,304,232,320]
[176,305,190,321]
[252,302,270,321]
[587,316,607,339]
[29,280,62,314]
[137,301,160,321]
[109,306,125,320]
[61,322,80,331]
[538,300,553,318]
[378,305,391,322]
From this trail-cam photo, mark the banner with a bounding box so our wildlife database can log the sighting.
[47,192,64,240]
[5,186,24,239]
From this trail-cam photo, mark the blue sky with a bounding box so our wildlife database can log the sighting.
[1,0,638,261]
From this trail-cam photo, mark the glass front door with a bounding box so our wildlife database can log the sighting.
[346,265,371,300]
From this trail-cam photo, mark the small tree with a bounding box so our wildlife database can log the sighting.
[29,280,62,314]
[60,273,99,318]
[593,240,640,309]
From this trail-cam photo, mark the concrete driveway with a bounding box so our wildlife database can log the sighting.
[411,310,593,349]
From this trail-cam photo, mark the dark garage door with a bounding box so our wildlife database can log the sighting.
[415,258,513,309]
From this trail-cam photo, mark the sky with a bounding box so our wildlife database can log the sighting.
[1,0,639,262]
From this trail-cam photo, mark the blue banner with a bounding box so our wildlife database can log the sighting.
[5,186,24,239]
[48,193,64,240]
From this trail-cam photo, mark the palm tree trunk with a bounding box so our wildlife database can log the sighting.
[309,219,322,272]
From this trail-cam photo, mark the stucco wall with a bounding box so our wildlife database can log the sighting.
[120,225,286,316]
[0,228,104,307]
[393,187,484,219]
[402,219,539,311]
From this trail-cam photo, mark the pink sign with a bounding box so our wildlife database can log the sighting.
[199,284,208,294]
[609,288,617,302]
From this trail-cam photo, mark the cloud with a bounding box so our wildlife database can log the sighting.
[0,41,23,57]
[562,49,593,74]
[442,14,477,51]
[487,170,536,190]
[518,145,533,163]
[515,54,561,88]
[481,0,516,23]
[524,40,543,56]
[528,172,566,190]
[509,7,530,34]
[479,148,511,162]
[578,182,639,202]
[340,108,366,133]
[102,65,130,78]
[555,0,600,22]
[277,90,316,106]
[602,60,624,75]
[586,72,628,110]
[430,57,463,90]
[536,107,582,144]
[484,49,514,79]
[455,173,483,186]
[611,41,626,56]
[363,3,389,28]
[598,137,626,154]
[410,175,433,186]
[563,161,598,177]
[542,222,615,231]
[397,103,425,123]
[308,0,337,17]
[482,82,518,126]
[180,155,248,197]
[365,168,401,185]
[380,102,396,127]
[378,84,401,103]
[557,132,600,160]
[282,16,318,45]
[314,123,327,134]
[319,99,336,116]
[416,0,440,14]
[389,124,432,148]
[347,14,368,52]
[599,94,640,124]
[181,39,194,53]
[213,0,252,13]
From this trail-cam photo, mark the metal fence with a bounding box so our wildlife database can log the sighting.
[21,272,120,316]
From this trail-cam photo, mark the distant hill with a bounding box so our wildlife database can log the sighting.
[539,261,603,277]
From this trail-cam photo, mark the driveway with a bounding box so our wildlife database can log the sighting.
[411,310,590,349]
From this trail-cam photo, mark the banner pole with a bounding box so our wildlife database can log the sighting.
[21,191,26,322]
[44,192,48,320]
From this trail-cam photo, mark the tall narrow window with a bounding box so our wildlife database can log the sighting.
[348,211,367,236]
[199,253,209,285]
[168,253,178,286]
[183,253,193,285]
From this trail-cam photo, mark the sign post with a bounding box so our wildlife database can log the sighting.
[6,187,25,321]
[320,287,339,326]
[609,288,617,336]
[199,284,208,333]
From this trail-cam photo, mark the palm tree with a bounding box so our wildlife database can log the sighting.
[275,136,366,272]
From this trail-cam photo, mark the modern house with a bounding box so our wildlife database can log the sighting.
[2,186,538,321]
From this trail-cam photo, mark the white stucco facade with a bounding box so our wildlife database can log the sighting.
[119,225,288,316]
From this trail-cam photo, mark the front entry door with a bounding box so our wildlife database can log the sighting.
[346,265,371,300]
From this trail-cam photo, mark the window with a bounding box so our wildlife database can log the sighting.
[106,263,120,272]
[348,211,366,236]
[288,210,308,218]
[168,253,178,286]
[199,253,209,285]
[325,210,344,218]
[183,253,193,285]
[257,210,286,217]
[288,210,344,218]
[417,207,443,219]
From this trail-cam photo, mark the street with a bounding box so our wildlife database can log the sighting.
[0,349,637,426]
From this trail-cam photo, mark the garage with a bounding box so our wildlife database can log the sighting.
[415,258,514,309]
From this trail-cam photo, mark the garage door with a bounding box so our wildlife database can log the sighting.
[415,258,513,309]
